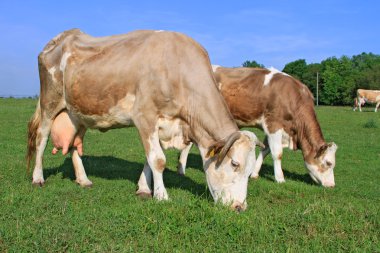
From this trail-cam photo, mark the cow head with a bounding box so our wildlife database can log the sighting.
[305,142,337,187]
[203,131,264,212]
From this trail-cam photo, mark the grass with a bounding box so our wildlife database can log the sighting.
[0,98,379,252]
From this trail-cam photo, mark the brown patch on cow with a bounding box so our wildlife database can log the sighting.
[278,153,282,160]
[156,158,166,172]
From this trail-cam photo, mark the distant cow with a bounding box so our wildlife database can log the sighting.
[27,29,263,211]
[178,66,337,187]
[353,89,380,112]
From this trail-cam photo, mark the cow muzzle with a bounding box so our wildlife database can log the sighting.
[230,201,247,213]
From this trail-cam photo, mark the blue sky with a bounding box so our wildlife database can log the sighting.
[0,0,379,96]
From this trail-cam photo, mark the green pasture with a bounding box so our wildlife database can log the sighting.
[0,98,379,252]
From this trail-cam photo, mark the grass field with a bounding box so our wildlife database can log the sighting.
[0,98,379,252]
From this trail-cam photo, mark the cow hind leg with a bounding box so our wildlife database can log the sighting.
[268,130,285,183]
[32,117,52,186]
[177,143,193,175]
[375,102,380,112]
[250,137,270,179]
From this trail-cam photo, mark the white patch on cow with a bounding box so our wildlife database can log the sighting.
[157,116,187,150]
[267,129,285,183]
[60,52,71,73]
[48,66,57,83]
[218,82,223,90]
[263,67,289,86]
[305,162,335,187]
[212,64,221,73]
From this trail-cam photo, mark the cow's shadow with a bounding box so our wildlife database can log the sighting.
[183,153,315,185]
[44,155,212,200]
[258,164,315,185]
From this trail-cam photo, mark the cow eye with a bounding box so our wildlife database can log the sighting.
[326,161,332,167]
[231,160,240,169]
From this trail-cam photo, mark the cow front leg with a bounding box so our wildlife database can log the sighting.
[250,137,270,179]
[268,130,285,183]
[136,162,153,198]
[375,102,380,112]
[147,132,168,200]
[177,143,192,175]
[71,149,92,187]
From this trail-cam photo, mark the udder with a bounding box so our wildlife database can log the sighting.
[51,111,85,156]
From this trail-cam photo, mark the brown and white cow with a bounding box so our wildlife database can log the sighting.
[178,66,337,187]
[353,89,380,112]
[27,29,263,211]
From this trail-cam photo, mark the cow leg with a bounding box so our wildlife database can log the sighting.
[177,143,193,175]
[268,130,285,183]
[136,162,153,198]
[32,118,52,185]
[135,119,168,200]
[250,137,270,179]
[71,149,92,187]
[147,132,168,200]
[375,102,380,112]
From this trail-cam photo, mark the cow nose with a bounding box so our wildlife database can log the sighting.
[323,182,335,188]
[231,202,247,212]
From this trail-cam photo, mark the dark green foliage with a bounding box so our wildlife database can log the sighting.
[283,59,307,81]
[363,119,378,128]
[242,60,264,68]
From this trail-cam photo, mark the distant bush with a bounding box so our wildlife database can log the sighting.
[363,119,378,128]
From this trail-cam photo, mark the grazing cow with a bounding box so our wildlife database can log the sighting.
[353,89,380,112]
[27,29,264,211]
[178,66,337,187]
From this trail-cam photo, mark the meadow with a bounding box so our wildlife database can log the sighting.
[0,98,379,252]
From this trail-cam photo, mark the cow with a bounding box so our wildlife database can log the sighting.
[26,29,264,211]
[178,66,337,187]
[353,89,380,112]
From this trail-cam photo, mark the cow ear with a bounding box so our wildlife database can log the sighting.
[206,142,224,158]
[315,142,337,159]
[315,144,328,159]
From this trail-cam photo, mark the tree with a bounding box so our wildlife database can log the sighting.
[282,59,307,81]
[242,60,264,68]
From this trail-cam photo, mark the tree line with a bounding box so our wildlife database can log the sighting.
[242,52,380,106]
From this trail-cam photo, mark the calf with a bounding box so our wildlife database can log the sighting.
[179,66,337,187]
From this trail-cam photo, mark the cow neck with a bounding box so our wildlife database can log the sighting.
[296,107,326,161]
[186,90,238,150]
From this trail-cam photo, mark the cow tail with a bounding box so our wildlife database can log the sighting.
[26,99,41,171]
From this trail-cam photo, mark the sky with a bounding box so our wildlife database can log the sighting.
[0,0,379,96]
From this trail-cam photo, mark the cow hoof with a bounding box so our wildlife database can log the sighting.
[153,192,169,201]
[77,180,93,188]
[32,179,45,187]
[276,179,286,183]
[136,190,152,199]
[250,174,259,180]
